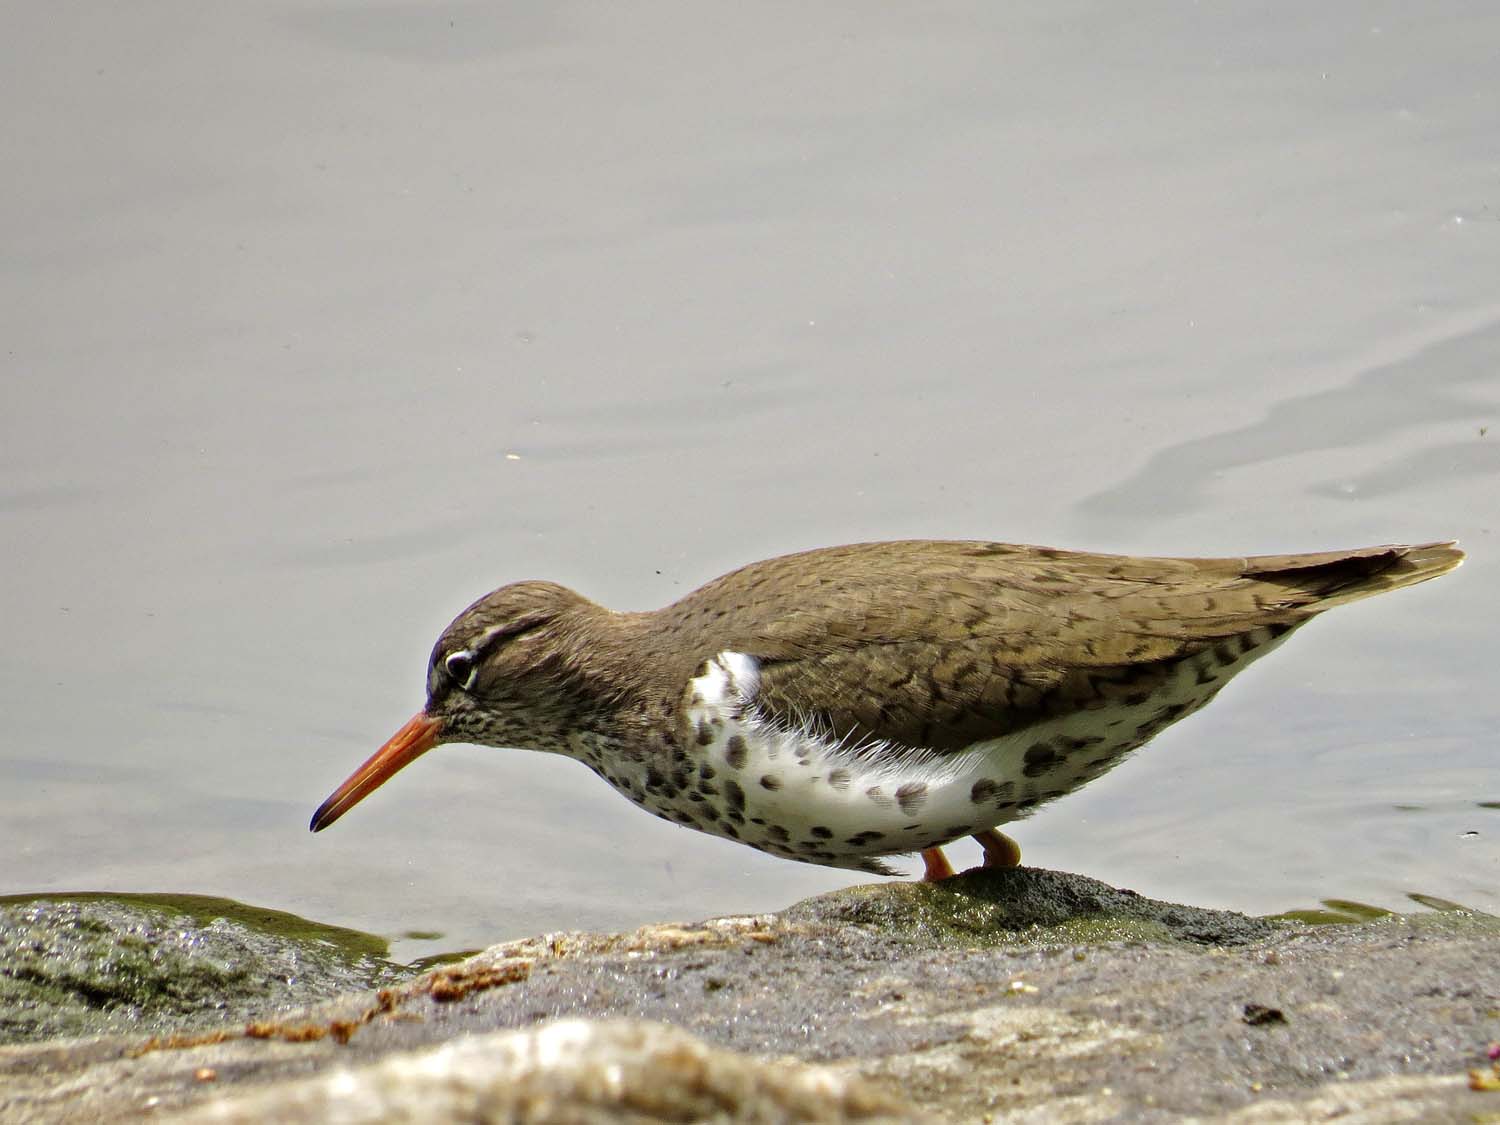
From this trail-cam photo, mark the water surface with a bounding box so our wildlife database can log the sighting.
[2,2,1496,963]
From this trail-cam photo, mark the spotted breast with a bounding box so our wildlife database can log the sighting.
[624,624,1290,874]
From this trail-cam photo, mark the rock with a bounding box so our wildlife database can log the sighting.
[170,1019,919,1123]
[1,868,1496,1123]
[782,865,1279,946]
[0,893,407,1043]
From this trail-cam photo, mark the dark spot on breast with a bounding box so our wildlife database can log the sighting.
[1195,666,1219,686]
[725,735,748,769]
[896,782,929,816]
[697,781,719,797]
[749,817,765,825]
[1059,735,1104,752]
[1017,797,1038,809]
[971,779,1000,804]
[723,824,739,839]
[698,764,716,781]
[1214,644,1238,667]
[1123,690,1151,707]
[944,824,970,837]
[810,826,833,839]
[1022,744,1061,778]
[759,774,782,791]
[724,780,746,812]
[845,830,884,847]
[697,720,715,746]
[645,766,665,791]
[827,768,851,791]
[701,807,721,822]
[768,824,790,842]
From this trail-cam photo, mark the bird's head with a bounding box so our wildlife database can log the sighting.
[309,580,603,833]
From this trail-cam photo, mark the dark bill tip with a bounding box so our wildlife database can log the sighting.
[309,711,443,832]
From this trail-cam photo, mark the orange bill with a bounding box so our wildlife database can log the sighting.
[309,712,443,832]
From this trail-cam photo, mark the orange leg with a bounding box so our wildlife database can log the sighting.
[974,828,1022,868]
[920,846,957,881]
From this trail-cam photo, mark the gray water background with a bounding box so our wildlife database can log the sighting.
[2,3,1496,963]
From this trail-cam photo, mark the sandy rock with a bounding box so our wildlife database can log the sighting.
[3,868,1497,1123]
[172,1018,918,1123]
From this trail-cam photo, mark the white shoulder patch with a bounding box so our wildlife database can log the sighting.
[691,650,761,712]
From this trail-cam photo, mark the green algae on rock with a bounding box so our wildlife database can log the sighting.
[0,893,410,1045]
[782,866,1281,948]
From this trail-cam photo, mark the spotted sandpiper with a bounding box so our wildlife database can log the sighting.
[310,539,1461,880]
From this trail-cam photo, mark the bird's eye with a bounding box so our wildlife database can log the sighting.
[444,650,478,690]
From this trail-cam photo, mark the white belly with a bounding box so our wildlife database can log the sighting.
[621,635,1287,872]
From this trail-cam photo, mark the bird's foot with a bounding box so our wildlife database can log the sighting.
[974,827,1022,869]
[920,847,957,881]
[921,830,1020,881]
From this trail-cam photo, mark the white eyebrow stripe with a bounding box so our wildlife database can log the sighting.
[478,625,514,648]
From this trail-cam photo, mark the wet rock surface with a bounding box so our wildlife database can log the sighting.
[0,893,408,1044]
[2,869,1497,1122]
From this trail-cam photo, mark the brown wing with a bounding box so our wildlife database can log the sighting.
[667,540,1460,753]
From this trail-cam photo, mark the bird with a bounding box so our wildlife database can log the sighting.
[310,539,1462,880]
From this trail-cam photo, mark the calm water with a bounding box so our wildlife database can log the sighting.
[3,3,1496,964]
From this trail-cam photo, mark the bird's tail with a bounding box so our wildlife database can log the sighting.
[1243,541,1464,613]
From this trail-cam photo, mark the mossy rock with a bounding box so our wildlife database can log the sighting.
[782,866,1281,948]
[0,893,410,1044]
